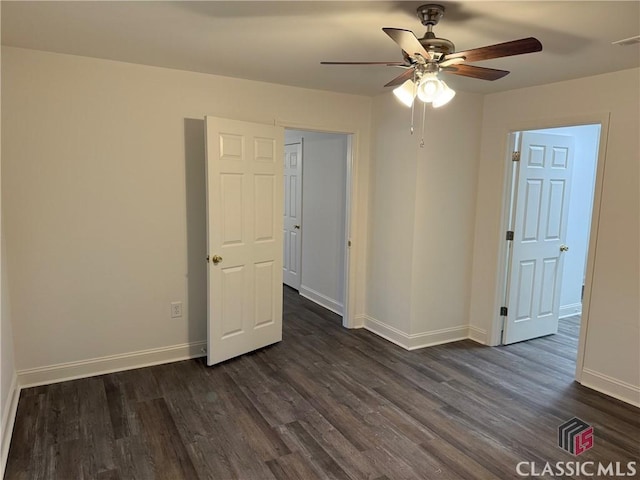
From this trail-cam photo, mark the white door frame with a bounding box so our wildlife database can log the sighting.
[278,120,358,329]
[491,112,610,382]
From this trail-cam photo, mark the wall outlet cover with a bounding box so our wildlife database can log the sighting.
[171,302,183,318]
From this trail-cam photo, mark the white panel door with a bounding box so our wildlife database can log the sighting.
[503,132,574,344]
[283,142,303,290]
[205,116,284,365]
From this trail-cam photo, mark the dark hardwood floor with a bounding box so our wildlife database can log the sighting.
[5,289,639,479]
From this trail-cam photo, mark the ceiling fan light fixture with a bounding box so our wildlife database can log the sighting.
[417,73,442,103]
[432,80,456,108]
[393,79,416,107]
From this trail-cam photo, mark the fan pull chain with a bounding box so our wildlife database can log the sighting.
[420,101,427,148]
[410,71,417,135]
[410,104,415,135]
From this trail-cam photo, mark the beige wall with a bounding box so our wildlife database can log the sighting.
[1,3,17,467]
[0,1,17,466]
[365,90,484,347]
[366,92,418,334]
[1,232,16,472]
[1,47,372,372]
[409,93,483,337]
[469,68,640,405]
[1,4,18,468]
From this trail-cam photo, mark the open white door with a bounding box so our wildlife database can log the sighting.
[503,132,574,344]
[283,142,303,290]
[205,116,284,366]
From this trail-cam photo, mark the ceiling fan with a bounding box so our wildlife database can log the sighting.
[321,4,542,107]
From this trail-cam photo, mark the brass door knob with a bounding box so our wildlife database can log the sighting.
[211,255,223,265]
[560,244,569,252]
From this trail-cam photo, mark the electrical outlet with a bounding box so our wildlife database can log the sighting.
[171,302,183,318]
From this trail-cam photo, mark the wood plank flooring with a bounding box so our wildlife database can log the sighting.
[5,289,639,479]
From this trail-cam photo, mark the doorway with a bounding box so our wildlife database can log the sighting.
[499,124,600,355]
[283,129,351,318]
[204,117,359,367]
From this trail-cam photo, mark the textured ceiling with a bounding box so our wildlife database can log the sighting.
[2,1,639,95]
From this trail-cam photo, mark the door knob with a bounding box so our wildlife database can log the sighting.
[560,244,569,252]
[211,255,223,265]
[294,225,300,229]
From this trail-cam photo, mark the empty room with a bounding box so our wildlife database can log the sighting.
[1,2,639,479]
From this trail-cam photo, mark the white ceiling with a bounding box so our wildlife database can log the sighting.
[2,1,639,96]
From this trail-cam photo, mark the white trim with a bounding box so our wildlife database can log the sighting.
[574,115,611,381]
[493,132,521,346]
[580,368,640,408]
[342,133,355,329]
[363,315,469,350]
[299,285,343,316]
[17,341,207,388]
[468,326,488,345]
[559,303,582,319]
[351,314,365,329]
[1,372,19,479]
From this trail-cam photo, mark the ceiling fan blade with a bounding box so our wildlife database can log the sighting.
[439,57,465,68]
[384,67,416,87]
[443,64,510,81]
[382,28,431,59]
[444,37,542,63]
[321,61,406,66]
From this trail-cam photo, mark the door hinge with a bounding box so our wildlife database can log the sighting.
[512,151,521,162]
[506,230,514,241]
[500,306,508,316]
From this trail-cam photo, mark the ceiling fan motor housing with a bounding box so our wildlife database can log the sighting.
[420,33,455,57]
[417,5,455,58]
[417,4,445,27]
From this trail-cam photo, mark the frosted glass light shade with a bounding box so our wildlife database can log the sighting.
[393,79,416,107]
[417,74,441,103]
[432,81,456,108]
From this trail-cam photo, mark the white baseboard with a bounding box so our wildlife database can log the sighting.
[299,285,343,316]
[363,315,469,350]
[1,372,20,479]
[559,303,582,319]
[579,368,640,408]
[468,325,488,345]
[352,314,366,329]
[17,340,207,389]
